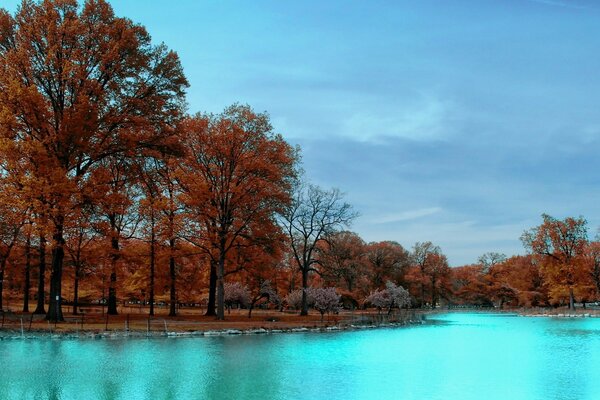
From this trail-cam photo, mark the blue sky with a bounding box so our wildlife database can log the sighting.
[4,0,600,265]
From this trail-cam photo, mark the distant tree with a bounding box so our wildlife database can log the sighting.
[586,242,600,300]
[412,241,442,307]
[365,241,410,290]
[283,183,356,316]
[311,287,341,322]
[365,281,411,315]
[423,252,450,308]
[320,231,366,294]
[521,214,588,310]
[286,288,312,310]
[478,252,507,273]
[223,282,249,313]
[247,280,279,318]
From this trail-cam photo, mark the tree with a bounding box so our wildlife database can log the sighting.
[521,214,588,310]
[423,252,450,308]
[412,241,441,308]
[0,0,188,321]
[179,105,296,320]
[223,282,249,313]
[365,281,411,315]
[320,231,366,294]
[478,252,507,273]
[64,206,96,314]
[247,280,279,318]
[365,241,410,290]
[285,288,311,310]
[311,287,341,322]
[586,241,600,300]
[283,183,356,316]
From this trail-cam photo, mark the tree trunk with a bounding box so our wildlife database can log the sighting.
[421,268,425,308]
[0,260,5,311]
[300,268,309,316]
[569,287,575,310]
[72,263,79,315]
[149,231,155,316]
[46,222,65,322]
[23,233,31,313]
[168,238,176,317]
[34,234,46,314]
[216,246,226,320]
[205,261,217,316]
[431,277,437,309]
[107,233,119,315]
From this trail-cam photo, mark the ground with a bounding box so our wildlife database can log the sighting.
[0,305,419,335]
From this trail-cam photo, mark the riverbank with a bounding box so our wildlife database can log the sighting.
[0,308,425,339]
[441,306,600,318]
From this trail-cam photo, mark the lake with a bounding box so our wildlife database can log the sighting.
[1,313,600,399]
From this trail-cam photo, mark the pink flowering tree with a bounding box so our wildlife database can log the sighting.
[311,287,341,322]
[224,282,250,313]
[365,281,411,315]
[286,288,313,310]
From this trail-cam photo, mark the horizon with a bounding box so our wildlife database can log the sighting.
[4,0,600,265]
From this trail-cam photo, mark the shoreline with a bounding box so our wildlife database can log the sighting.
[0,308,427,340]
[3,307,598,340]
[0,319,426,340]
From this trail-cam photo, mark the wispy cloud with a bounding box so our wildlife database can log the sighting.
[341,95,457,142]
[526,0,587,10]
[373,207,442,224]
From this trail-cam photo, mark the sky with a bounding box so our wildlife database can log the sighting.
[4,0,600,265]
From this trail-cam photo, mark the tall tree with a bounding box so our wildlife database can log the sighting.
[412,241,441,308]
[320,231,366,294]
[423,252,450,308]
[179,105,296,320]
[283,183,356,316]
[0,186,26,310]
[365,241,410,290]
[521,214,588,310]
[0,0,187,320]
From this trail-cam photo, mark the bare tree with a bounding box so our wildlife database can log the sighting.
[478,252,507,273]
[283,183,356,316]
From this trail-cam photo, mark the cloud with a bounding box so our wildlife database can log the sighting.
[526,0,588,10]
[340,95,456,142]
[372,207,442,224]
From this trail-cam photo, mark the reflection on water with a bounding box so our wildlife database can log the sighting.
[1,313,600,400]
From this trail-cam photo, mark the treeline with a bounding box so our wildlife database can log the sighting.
[0,1,596,323]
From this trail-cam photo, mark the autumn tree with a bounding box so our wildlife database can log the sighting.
[0,0,187,320]
[179,105,296,320]
[411,241,442,308]
[586,241,600,299]
[522,214,588,310]
[365,241,410,290]
[451,264,493,307]
[478,252,507,273]
[63,205,96,314]
[0,184,27,310]
[283,183,356,316]
[320,231,366,294]
[423,252,450,308]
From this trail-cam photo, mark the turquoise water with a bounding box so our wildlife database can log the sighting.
[1,313,600,400]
